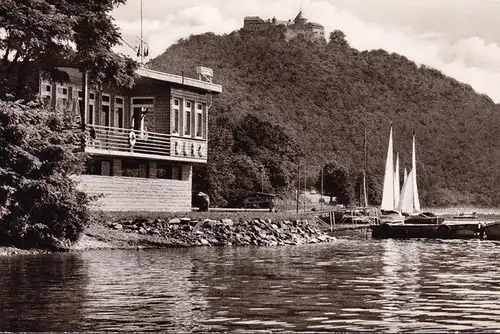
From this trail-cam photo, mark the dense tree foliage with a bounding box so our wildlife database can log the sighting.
[193,114,303,207]
[0,0,137,100]
[0,100,90,249]
[150,26,500,207]
[315,162,353,205]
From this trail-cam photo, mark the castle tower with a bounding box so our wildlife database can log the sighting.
[294,10,307,27]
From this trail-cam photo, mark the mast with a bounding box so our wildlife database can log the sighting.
[394,152,400,208]
[412,132,421,212]
[320,166,324,212]
[381,124,395,211]
[362,126,368,207]
[303,165,306,213]
[140,0,143,65]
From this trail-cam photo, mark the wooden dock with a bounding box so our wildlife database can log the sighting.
[371,220,500,240]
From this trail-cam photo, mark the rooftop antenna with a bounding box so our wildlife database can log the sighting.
[118,0,149,63]
[136,0,149,66]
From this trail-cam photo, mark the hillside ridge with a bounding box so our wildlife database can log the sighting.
[148,27,500,207]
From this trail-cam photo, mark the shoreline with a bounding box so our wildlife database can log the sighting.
[1,216,338,256]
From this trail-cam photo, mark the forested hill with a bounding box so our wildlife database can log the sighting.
[148,26,500,207]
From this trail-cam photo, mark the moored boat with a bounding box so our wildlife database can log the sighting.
[372,220,484,239]
[404,211,444,225]
[379,125,405,224]
[372,130,448,238]
[451,212,479,220]
[483,221,500,240]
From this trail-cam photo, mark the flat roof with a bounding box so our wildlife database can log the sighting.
[55,66,222,94]
[137,67,222,94]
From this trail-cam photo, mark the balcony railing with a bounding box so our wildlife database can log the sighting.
[84,124,207,162]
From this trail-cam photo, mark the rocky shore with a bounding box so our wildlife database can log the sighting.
[74,216,336,250]
[0,216,337,255]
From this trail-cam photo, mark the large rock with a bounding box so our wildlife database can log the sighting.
[169,218,181,224]
[199,239,211,246]
[221,219,233,226]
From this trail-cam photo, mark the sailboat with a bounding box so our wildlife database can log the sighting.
[397,134,420,215]
[371,131,482,239]
[398,134,443,224]
[379,125,404,223]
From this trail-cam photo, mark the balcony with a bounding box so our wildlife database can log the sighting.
[84,124,207,163]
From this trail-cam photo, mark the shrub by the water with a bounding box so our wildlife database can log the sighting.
[0,100,90,250]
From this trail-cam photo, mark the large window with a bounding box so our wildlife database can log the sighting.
[115,96,124,129]
[56,85,69,109]
[85,159,102,175]
[88,91,96,125]
[172,98,180,134]
[122,159,148,178]
[40,81,52,107]
[131,96,154,134]
[69,88,83,121]
[184,100,192,136]
[101,94,110,127]
[156,163,182,180]
[195,103,204,138]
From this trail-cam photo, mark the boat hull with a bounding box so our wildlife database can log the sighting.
[484,221,500,240]
[404,216,444,225]
[371,221,485,239]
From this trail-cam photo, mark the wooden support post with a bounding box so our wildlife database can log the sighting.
[296,165,300,214]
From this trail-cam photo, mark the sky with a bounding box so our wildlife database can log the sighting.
[112,0,500,102]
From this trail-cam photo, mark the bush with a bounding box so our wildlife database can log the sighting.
[0,100,90,250]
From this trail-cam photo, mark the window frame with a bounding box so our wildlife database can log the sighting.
[40,80,52,107]
[115,95,125,129]
[55,84,69,109]
[172,98,180,135]
[101,93,111,127]
[87,90,96,125]
[183,100,192,137]
[130,96,155,133]
[156,163,182,180]
[195,102,204,138]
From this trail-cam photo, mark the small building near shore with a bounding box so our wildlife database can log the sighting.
[39,66,222,212]
[241,192,276,209]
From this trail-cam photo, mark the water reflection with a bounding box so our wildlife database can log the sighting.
[379,240,422,332]
[2,240,500,332]
[80,249,210,332]
[0,253,88,332]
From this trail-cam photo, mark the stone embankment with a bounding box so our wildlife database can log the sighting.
[103,217,336,247]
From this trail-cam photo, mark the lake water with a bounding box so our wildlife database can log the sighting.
[2,237,500,332]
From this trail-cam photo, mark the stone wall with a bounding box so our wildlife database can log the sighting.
[75,171,193,212]
[106,217,336,247]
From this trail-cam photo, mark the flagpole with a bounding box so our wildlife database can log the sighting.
[140,0,143,65]
[363,126,368,207]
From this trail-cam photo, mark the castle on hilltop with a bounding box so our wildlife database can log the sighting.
[243,10,325,41]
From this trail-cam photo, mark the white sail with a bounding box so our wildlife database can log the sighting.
[381,126,394,211]
[412,135,421,212]
[403,168,408,184]
[398,168,414,215]
[393,153,400,209]
[397,135,421,215]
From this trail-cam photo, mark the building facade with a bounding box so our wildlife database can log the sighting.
[40,67,222,212]
[243,10,325,41]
